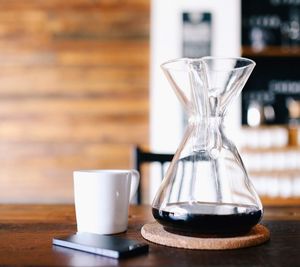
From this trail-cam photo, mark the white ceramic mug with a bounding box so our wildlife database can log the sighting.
[73,169,140,235]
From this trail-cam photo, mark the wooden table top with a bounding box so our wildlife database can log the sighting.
[0,204,299,266]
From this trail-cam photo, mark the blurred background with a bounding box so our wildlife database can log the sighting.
[0,0,300,205]
[0,0,149,203]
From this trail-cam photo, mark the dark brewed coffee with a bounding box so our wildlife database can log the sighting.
[152,202,262,236]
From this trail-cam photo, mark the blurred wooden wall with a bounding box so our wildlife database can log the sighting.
[0,0,150,203]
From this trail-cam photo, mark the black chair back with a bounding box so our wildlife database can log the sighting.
[132,146,174,204]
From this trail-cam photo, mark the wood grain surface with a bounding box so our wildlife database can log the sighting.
[0,0,150,203]
[0,204,299,266]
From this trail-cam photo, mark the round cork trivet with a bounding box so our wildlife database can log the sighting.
[141,222,270,250]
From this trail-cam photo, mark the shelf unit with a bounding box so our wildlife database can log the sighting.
[241,0,300,204]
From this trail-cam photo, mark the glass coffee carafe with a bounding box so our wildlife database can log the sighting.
[152,57,263,236]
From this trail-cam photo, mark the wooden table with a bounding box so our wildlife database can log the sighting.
[0,205,299,266]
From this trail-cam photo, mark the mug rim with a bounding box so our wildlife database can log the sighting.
[74,169,134,175]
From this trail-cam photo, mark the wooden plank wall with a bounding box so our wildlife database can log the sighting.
[0,0,150,203]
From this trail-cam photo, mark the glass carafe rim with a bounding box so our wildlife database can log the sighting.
[161,56,256,72]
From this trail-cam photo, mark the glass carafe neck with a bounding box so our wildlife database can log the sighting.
[190,115,224,159]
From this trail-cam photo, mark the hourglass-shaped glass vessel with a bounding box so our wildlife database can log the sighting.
[152,57,263,236]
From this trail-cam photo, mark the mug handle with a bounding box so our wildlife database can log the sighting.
[129,169,140,201]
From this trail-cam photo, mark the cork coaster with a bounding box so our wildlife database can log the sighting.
[141,222,270,250]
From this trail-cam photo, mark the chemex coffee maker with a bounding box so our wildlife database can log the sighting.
[152,57,263,236]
